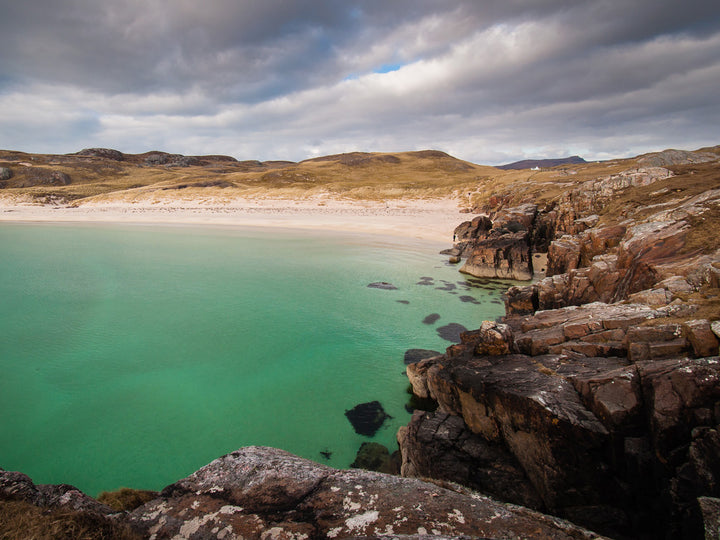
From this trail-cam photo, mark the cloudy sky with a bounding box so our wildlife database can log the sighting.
[1,0,718,165]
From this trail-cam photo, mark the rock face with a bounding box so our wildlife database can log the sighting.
[0,166,12,181]
[455,204,537,280]
[401,161,720,539]
[400,316,720,538]
[1,449,606,539]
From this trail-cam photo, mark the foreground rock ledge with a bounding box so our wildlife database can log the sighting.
[0,446,605,539]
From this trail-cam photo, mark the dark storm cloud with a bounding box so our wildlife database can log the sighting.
[0,0,718,162]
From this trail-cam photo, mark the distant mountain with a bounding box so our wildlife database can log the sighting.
[496,155,586,170]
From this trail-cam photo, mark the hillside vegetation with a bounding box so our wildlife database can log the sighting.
[0,146,718,211]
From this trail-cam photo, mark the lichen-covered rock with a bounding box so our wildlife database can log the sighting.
[0,469,115,515]
[129,446,605,539]
[75,148,125,161]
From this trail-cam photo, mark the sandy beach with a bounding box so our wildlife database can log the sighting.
[0,196,466,245]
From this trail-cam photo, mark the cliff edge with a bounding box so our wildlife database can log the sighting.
[400,153,720,539]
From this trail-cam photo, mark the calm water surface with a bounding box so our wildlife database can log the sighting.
[0,222,508,495]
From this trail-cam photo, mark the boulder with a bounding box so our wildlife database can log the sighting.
[0,166,12,181]
[683,319,720,357]
[3,450,608,539]
[136,446,607,539]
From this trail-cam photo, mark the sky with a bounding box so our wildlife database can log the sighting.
[0,0,718,165]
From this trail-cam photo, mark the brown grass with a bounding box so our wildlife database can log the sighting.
[1,149,501,204]
[0,500,142,540]
[96,487,158,511]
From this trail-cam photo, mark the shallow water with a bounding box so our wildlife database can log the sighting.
[0,222,509,495]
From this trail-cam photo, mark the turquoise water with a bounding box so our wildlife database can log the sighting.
[0,222,508,496]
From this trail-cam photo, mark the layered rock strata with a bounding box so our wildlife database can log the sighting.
[403,161,720,539]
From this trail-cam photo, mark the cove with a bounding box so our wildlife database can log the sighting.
[0,222,509,496]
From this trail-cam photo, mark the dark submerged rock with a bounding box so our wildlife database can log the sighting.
[422,313,441,325]
[367,281,398,290]
[350,442,400,474]
[404,348,442,365]
[437,322,469,343]
[344,400,392,436]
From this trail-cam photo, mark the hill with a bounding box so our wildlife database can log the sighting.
[496,155,587,170]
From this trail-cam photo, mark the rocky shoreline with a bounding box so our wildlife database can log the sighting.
[1,147,719,539]
[399,154,720,538]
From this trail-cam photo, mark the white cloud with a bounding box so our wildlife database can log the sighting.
[0,1,718,163]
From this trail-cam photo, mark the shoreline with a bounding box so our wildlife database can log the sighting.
[0,197,464,245]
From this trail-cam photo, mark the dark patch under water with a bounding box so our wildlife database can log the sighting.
[368,282,398,290]
[345,401,392,437]
[422,313,441,325]
[435,282,457,292]
[436,323,468,343]
[403,349,442,365]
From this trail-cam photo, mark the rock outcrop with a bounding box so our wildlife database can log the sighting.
[404,160,720,539]
[1,448,606,539]
[455,204,537,280]
[400,316,720,538]
[143,151,201,167]
[75,147,126,161]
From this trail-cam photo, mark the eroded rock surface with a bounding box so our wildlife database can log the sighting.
[0,449,609,539]
[402,159,720,539]
[129,447,604,539]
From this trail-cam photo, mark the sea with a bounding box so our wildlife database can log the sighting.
[0,222,509,496]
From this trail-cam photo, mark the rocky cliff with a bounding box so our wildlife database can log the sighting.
[401,154,720,539]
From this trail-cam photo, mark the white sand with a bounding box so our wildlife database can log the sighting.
[0,196,467,244]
